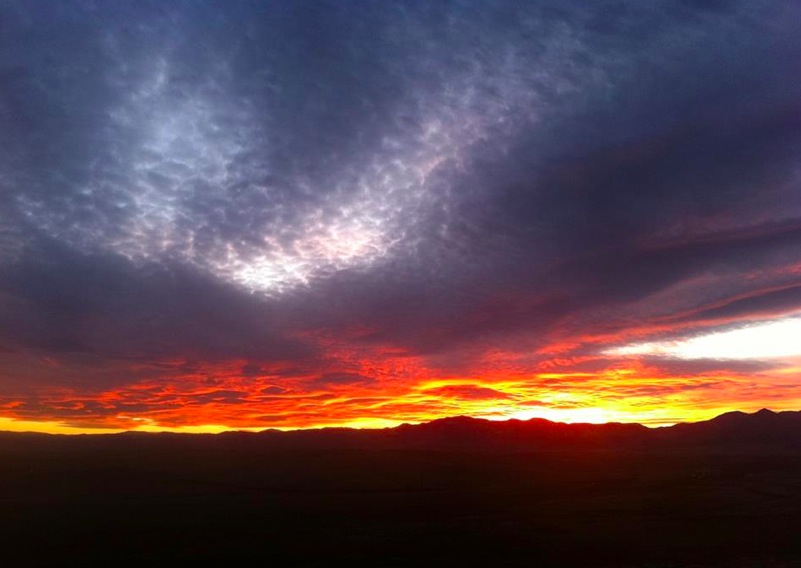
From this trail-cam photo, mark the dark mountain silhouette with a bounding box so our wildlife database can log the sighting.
[3,409,801,567]
[2,408,800,452]
[655,408,801,449]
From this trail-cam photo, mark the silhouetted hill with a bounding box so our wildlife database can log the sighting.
[384,415,651,450]
[2,409,800,453]
[3,409,801,567]
[657,408,801,450]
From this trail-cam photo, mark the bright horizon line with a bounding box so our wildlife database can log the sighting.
[0,406,786,436]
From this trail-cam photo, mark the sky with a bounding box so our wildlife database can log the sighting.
[1,0,801,434]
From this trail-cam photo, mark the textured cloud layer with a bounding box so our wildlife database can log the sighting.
[1,0,800,430]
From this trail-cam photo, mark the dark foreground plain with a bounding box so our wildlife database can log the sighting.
[3,410,801,567]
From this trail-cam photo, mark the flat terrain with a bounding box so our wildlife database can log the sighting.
[2,437,801,567]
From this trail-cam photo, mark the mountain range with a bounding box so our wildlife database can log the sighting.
[3,408,800,452]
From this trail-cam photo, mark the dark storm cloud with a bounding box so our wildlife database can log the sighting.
[1,0,800,393]
[252,0,801,359]
[666,282,801,326]
[0,234,314,363]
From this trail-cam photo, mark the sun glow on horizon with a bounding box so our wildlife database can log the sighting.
[0,408,751,435]
[0,417,124,435]
[4,358,801,435]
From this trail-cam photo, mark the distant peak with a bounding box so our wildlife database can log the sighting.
[712,410,747,421]
[711,409,777,424]
[424,415,486,427]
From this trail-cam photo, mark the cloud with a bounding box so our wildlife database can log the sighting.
[1,0,800,429]
[610,317,801,360]
[313,373,373,386]
[422,385,515,401]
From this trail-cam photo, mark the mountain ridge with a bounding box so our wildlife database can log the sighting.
[2,408,801,451]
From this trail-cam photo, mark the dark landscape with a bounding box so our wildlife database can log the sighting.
[3,409,801,567]
[3,3,801,565]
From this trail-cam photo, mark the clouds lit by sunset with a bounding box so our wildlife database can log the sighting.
[2,0,801,433]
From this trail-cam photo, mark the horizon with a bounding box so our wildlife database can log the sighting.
[2,1,801,435]
[0,406,789,436]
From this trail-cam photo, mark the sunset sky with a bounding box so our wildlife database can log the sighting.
[2,0,801,434]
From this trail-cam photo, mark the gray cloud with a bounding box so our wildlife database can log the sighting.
[1,0,800,400]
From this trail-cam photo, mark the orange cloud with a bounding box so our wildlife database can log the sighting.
[3,345,801,433]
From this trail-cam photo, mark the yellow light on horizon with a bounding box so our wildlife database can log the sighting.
[0,417,123,435]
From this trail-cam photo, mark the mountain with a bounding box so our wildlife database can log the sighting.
[656,408,801,449]
[3,409,801,567]
[2,408,800,452]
